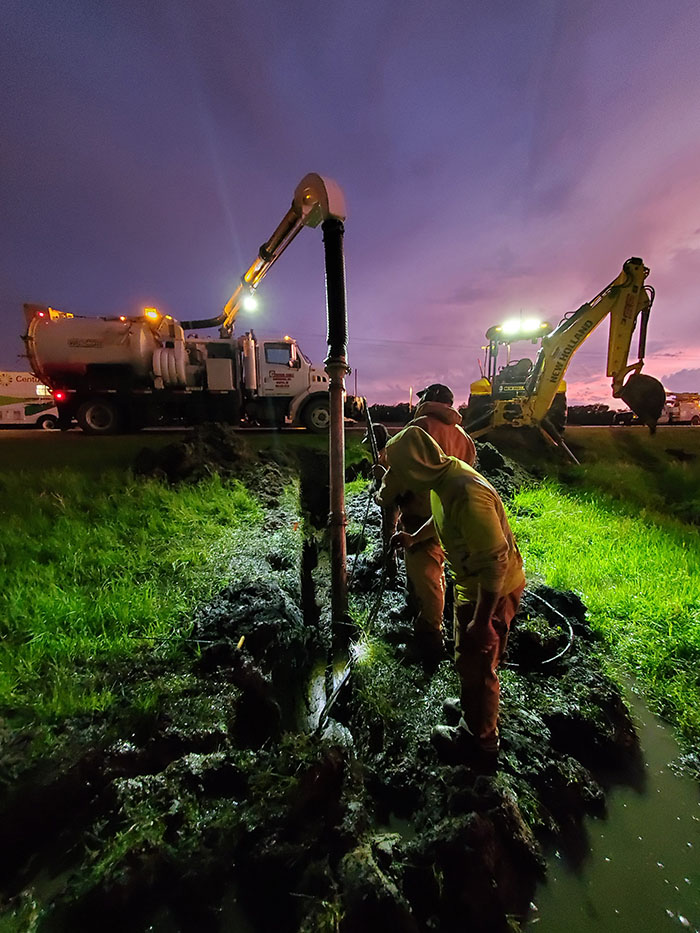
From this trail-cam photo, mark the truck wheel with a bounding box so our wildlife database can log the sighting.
[303,397,331,433]
[691,416,700,426]
[37,414,58,430]
[77,399,122,435]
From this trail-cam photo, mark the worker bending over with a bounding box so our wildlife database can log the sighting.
[375,384,475,663]
[378,425,525,760]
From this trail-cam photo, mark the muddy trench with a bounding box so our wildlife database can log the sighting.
[0,432,652,931]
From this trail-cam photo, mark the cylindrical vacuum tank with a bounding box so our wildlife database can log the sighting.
[26,314,159,385]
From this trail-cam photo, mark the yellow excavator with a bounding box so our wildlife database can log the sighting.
[464,257,667,457]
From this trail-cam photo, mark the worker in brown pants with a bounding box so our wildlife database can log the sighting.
[452,583,525,753]
[374,384,476,664]
[380,425,525,760]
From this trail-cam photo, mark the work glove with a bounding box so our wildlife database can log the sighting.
[390,530,413,551]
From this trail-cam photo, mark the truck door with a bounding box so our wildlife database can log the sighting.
[257,340,308,397]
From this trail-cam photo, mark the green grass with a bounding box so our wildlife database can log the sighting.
[0,464,262,722]
[0,429,368,726]
[509,481,700,741]
[561,426,700,524]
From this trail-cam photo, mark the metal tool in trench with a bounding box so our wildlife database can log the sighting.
[318,481,397,734]
[316,579,576,734]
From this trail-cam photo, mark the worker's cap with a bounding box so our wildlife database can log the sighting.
[361,422,390,451]
[417,383,454,405]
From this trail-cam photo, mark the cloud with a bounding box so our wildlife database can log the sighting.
[661,367,700,391]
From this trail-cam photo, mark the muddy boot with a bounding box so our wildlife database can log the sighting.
[442,696,462,725]
[431,722,499,771]
[403,629,447,671]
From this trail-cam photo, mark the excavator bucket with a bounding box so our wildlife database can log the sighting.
[618,373,667,434]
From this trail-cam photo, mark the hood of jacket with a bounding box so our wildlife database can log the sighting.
[384,425,454,493]
[413,400,462,426]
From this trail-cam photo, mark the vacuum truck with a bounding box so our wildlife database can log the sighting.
[22,173,363,435]
[23,304,360,434]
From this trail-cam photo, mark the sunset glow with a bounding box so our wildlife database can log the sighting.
[2,0,699,407]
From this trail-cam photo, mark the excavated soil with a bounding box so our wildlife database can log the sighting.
[0,431,646,931]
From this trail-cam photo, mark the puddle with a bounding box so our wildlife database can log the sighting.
[528,685,700,931]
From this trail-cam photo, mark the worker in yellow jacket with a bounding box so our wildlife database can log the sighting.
[373,384,476,664]
[377,424,525,759]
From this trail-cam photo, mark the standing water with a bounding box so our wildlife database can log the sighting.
[527,686,700,931]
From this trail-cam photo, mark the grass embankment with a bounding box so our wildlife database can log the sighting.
[0,433,263,724]
[509,427,700,744]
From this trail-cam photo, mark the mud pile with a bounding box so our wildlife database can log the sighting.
[474,440,533,500]
[133,422,301,507]
[133,422,256,483]
[0,439,645,932]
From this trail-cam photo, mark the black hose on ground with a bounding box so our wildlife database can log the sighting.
[506,589,575,668]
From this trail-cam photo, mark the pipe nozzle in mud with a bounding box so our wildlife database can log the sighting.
[618,373,666,434]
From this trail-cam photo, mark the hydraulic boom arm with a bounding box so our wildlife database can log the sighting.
[528,257,665,429]
[181,173,346,334]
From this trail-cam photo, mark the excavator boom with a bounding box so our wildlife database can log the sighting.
[529,258,654,420]
[465,257,666,445]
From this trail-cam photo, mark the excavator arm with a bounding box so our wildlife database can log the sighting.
[527,257,665,430]
[181,173,346,334]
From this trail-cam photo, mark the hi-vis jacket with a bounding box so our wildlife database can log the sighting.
[378,425,524,602]
[383,400,476,522]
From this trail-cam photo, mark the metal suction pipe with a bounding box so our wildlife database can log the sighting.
[322,216,349,627]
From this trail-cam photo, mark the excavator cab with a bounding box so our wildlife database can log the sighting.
[466,319,558,431]
[493,357,534,396]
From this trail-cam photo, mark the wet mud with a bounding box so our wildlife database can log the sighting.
[0,433,647,931]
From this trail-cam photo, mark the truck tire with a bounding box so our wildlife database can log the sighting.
[77,399,122,435]
[302,397,331,433]
[691,416,700,426]
[37,414,58,430]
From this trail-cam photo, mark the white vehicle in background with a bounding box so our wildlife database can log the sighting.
[659,392,700,426]
[0,371,59,429]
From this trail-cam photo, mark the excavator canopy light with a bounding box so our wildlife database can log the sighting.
[500,319,522,335]
[500,318,546,337]
[144,308,160,320]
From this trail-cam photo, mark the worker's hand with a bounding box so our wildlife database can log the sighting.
[390,530,413,551]
[368,463,387,495]
[371,463,387,483]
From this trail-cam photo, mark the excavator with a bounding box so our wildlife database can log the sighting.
[463,257,667,458]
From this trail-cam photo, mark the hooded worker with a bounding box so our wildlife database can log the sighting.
[377,425,525,760]
[412,383,476,466]
[374,384,476,664]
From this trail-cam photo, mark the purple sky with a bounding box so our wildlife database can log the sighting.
[2,0,700,405]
